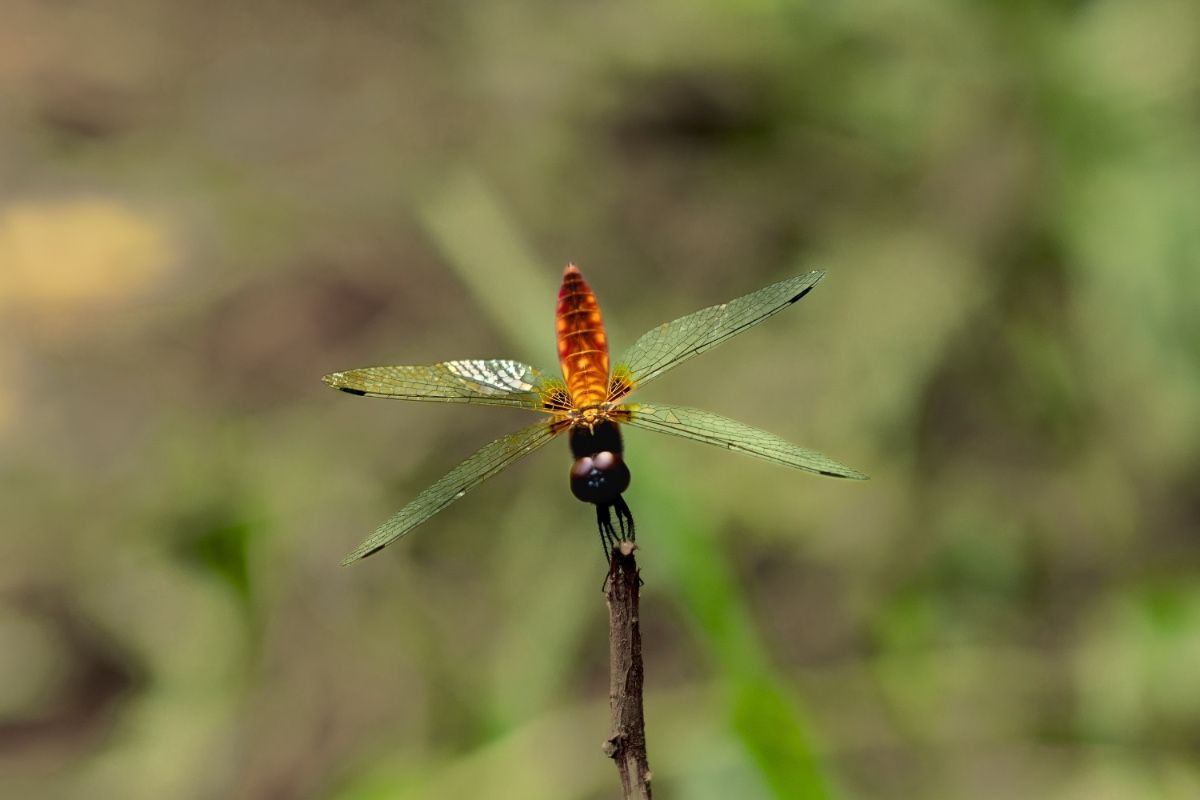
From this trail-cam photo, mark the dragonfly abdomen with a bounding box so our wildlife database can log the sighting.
[556,263,611,407]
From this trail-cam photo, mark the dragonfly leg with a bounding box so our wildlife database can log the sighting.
[613,495,636,543]
[596,503,619,556]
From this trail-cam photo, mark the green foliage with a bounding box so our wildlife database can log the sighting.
[3,1,1199,798]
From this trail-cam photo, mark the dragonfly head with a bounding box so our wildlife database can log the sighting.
[570,450,631,504]
[568,419,630,505]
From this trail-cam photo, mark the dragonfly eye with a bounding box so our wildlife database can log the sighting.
[569,451,631,504]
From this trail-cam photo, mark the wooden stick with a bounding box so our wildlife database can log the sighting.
[603,541,652,799]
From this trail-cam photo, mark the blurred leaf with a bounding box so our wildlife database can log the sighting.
[1075,581,1200,742]
[173,508,255,611]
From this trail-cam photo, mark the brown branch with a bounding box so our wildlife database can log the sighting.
[603,541,652,799]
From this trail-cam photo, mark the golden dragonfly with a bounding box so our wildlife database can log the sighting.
[324,264,866,563]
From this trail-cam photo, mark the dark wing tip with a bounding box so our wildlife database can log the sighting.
[819,468,869,480]
[788,271,826,304]
[789,285,816,304]
[322,372,368,396]
[340,543,385,565]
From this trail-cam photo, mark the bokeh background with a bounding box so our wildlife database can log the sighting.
[3,1,1199,798]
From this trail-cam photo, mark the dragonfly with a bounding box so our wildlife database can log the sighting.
[324,264,866,564]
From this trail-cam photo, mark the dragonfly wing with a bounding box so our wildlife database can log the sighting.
[610,272,824,398]
[342,419,562,563]
[323,359,562,410]
[623,403,867,479]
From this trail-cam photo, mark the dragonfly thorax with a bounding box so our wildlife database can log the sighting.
[568,420,630,505]
[567,403,617,427]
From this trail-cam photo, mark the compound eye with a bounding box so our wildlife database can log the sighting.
[570,456,596,481]
[569,451,631,504]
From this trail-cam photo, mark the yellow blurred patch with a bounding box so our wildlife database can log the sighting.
[0,197,173,315]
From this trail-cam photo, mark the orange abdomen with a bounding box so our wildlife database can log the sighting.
[556,264,610,408]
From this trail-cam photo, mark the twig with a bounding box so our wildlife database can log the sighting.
[603,541,652,799]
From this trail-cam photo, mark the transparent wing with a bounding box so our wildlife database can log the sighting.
[342,420,562,564]
[610,272,824,399]
[623,403,867,479]
[323,359,563,410]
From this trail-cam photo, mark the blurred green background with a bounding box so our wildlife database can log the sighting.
[3,1,1199,798]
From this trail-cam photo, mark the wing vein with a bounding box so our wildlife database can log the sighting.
[624,403,867,479]
[341,420,562,563]
[612,272,823,395]
[322,359,557,410]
